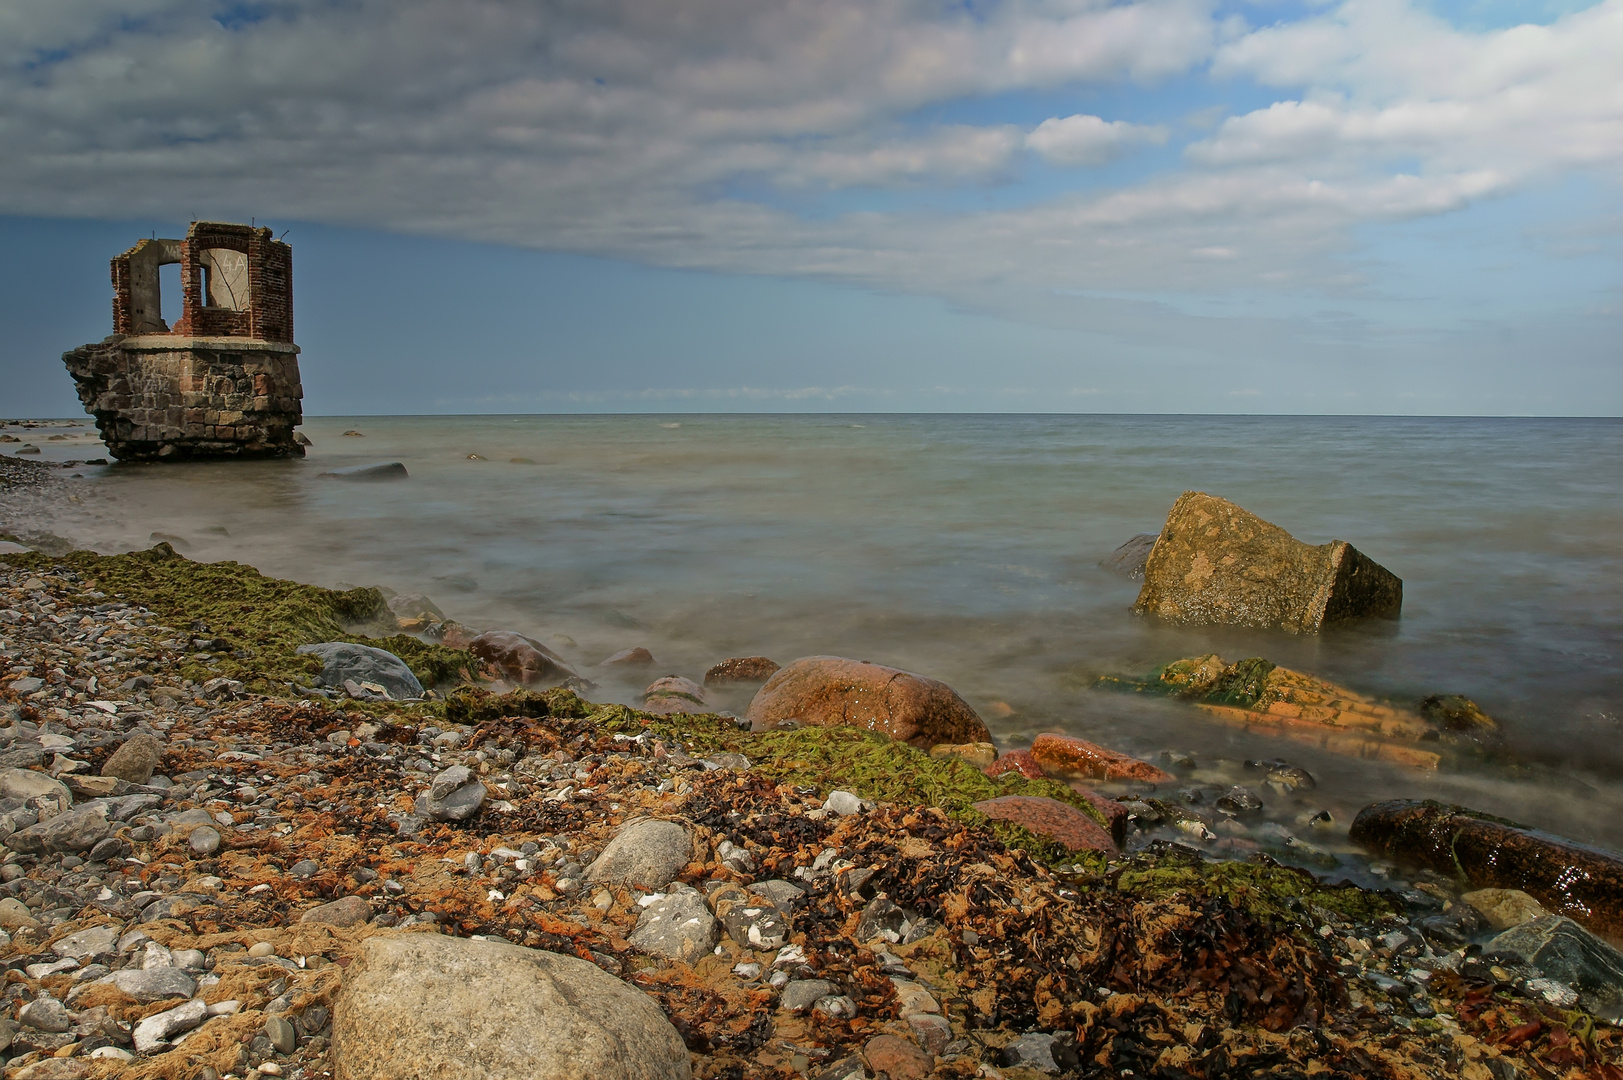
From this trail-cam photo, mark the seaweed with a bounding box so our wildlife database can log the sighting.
[1114,849,1396,925]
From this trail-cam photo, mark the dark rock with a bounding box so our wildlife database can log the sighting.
[1350,799,1623,941]
[318,462,407,481]
[703,656,781,687]
[467,631,577,687]
[1418,695,1500,742]
[746,656,991,749]
[1216,786,1264,815]
[1101,533,1158,580]
[1486,916,1623,1021]
[1134,491,1402,633]
[295,642,424,700]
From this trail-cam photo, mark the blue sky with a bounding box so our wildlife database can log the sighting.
[2,0,1619,416]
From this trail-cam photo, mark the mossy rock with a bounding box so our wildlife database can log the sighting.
[1115,850,1395,925]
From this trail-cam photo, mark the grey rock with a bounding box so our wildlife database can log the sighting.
[1101,532,1159,580]
[133,997,207,1053]
[823,790,865,817]
[748,879,806,908]
[8,678,43,694]
[0,745,45,769]
[266,1014,296,1054]
[52,924,119,960]
[585,819,692,890]
[166,808,214,827]
[18,996,71,1033]
[780,979,836,1012]
[296,642,423,700]
[331,933,691,1080]
[319,462,408,481]
[6,807,111,854]
[140,893,214,923]
[1486,916,1623,1022]
[101,732,163,784]
[189,825,221,856]
[199,677,244,700]
[301,895,372,927]
[718,895,790,951]
[414,765,485,822]
[1002,1032,1060,1073]
[0,768,72,817]
[628,886,719,963]
[104,966,196,1002]
[387,593,445,624]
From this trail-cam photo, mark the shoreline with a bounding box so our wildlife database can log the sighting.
[0,465,1618,1077]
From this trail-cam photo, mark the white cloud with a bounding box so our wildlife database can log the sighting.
[1026,113,1169,165]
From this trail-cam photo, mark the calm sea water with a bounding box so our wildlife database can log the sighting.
[11,414,1623,874]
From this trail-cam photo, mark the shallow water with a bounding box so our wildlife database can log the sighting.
[9,413,1623,879]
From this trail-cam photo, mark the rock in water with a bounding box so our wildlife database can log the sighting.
[642,676,709,715]
[318,462,407,481]
[332,934,692,1080]
[467,630,577,686]
[585,819,693,890]
[1101,533,1158,580]
[1029,733,1174,784]
[1462,888,1549,930]
[1133,492,1402,633]
[1485,916,1623,1022]
[746,656,992,749]
[703,656,781,687]
[599,647,656,669]
[295,642,424,699]
[1350,799,1623,941]
[101,732,163,783]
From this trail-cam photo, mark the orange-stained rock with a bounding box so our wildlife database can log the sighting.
[1068,784,1129,848]
[745,656,991,749]
[467,631,577,686]
[703,656,781,687]
[984,750,1044,780]
[863,1033,934,1080]
[1030,733,1173,785]
[971,795,1118,854]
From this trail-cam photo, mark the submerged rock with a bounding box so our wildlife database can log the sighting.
[1133,492,1402,633]
[703,656,781,687]
[1101,532,1158,580]
[467,630,577,687]
[295,642,424,700]
[599,647,656,669]
[333,933,692,1080]
[1462,888,1549,930]
[319,462,407,481]
[1350,799,1623,940]
[746,656,992,749]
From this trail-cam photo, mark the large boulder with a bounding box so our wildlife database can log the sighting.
[746,656,992,749]
[333,933,692,1080]
[1133,492,1402,634]
[467,631,577,687]
[295,642,424,699]
[1350,800,1623,941]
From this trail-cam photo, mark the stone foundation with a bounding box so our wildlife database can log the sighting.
[62,335,303,461]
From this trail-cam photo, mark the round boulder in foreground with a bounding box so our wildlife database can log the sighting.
[745,655,991,748]
[333,933,692,1080]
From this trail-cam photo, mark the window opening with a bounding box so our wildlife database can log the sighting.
[159,262,183,328]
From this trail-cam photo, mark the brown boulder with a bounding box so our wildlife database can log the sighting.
[642,676,708,715]
[863,1034,933,1080]
[745,656,991,749]
[467,631,577,686]
[703,656,781,687]
[1029,733,1173,785]
[101,732,163,784]
[984,750,1044,780]
[1350,799,1623,942]
[972,795,1118,854]
[599,647,656,669]
[1134,492,1402,634]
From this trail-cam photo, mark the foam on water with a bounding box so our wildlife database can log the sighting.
[11,413,1623,872]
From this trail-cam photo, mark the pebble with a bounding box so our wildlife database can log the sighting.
[189,824,222,855]
[266,1014,297,1054]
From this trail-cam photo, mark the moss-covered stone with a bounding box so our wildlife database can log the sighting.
[2,544,476,694]
[1115,849,1395,925]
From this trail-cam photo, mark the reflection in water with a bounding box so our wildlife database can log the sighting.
[11,413,1623,875]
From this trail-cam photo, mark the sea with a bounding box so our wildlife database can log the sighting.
[8,413,1623,881]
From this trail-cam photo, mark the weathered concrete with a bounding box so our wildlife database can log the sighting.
[62,221,303,462]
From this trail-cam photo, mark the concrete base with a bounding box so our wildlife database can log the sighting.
[62,335,304,461]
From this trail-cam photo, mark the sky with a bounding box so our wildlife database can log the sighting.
[2,0,1620,416]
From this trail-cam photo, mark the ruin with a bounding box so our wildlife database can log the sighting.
[61,221,304,461]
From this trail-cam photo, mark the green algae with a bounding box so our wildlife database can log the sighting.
[445,685,596,725]
[1095,653,1277,708]
[1115,851,1395,925]
[3,543,476,693]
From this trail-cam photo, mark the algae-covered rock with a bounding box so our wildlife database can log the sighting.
[1350,799,1623,941]
[1133,492,1402,633]
[746,656,991,749]
[642,676,708,715]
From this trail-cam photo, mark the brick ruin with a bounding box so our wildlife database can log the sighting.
[62,221,304,461]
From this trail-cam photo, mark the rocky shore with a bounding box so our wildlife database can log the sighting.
[0,468,1621,1078]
